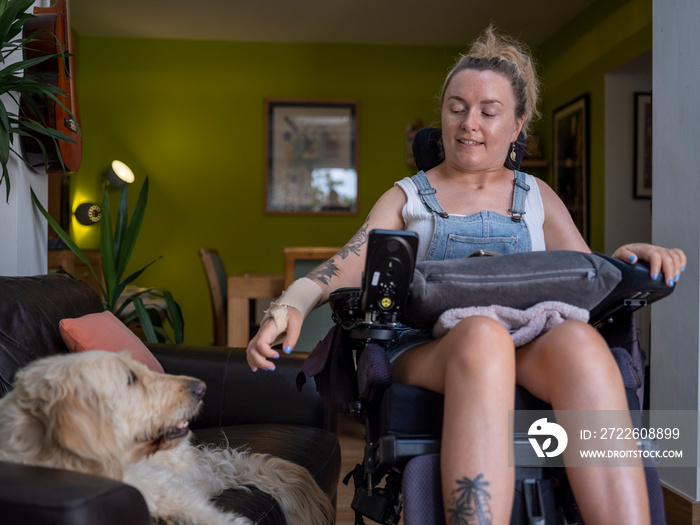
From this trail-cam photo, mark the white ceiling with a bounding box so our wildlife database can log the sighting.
[70,0,597,47]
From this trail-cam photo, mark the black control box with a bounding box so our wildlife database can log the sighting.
[360,229,418,321]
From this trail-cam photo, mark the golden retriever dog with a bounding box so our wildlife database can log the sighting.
[0,351,334,525]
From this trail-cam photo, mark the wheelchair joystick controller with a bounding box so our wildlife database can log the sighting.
[351,229,418,342]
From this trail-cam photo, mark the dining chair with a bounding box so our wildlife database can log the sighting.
[198,247,228,346]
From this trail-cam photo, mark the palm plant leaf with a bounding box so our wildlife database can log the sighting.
[0,102,9,165]
[132,296,158,343]
[0,0,32,44]
[115,287,183,344]
[112,257,161,304]
[99,187,118,309]
[30,188,105,297]
[116,177,149,278]
[112,181,130,268]
[160,288,184,343]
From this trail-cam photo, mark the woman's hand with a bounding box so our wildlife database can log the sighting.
[246,307,302,372]
[612,243,687,287]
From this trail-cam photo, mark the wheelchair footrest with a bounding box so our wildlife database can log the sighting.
[345,462,403,525]
[351,488,400,525]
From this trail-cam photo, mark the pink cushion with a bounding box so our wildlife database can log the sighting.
[59,310,164,373]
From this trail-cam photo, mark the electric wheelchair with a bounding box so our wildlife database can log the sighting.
[299,128,672,525]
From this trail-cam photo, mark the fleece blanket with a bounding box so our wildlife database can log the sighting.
[433,301,590,347]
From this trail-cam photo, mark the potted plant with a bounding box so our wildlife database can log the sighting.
[32,178,185,344]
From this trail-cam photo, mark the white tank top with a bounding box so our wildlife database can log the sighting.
[395,172,547,261]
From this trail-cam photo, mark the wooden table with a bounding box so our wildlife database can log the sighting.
[227,273,284,348]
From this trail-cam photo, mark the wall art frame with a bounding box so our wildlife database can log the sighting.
[264,98,359,215]
[553,94,590,242]
[633,92,652,199]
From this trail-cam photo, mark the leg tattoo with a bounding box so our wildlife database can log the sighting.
[447,474,492,525]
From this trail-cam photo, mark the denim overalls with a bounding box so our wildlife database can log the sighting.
[385,170,533,361]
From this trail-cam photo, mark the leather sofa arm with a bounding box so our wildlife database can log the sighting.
[0,460,150,525]
[147,344,337,433]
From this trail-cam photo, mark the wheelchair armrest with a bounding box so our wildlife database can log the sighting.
[0,460,150,525]
[589,253,675,327]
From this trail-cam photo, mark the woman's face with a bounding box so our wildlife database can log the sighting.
[441,68,524,172]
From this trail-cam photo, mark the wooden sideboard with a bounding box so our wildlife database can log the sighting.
[48,249,103,296]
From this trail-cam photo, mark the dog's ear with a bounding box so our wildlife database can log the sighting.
[49,391,124,479]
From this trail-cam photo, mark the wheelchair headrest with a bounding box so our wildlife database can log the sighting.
[411,126,526,172]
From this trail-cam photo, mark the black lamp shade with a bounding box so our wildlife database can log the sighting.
[75,203,102,225]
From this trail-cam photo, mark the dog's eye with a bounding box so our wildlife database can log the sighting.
[127,370,138,386]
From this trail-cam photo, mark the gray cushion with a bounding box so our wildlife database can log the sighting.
[403,251,622,330]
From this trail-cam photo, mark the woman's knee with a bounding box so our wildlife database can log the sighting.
[443,316,515,371]
[535,321,619,381]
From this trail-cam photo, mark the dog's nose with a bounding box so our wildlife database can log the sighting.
[191,380,206,399]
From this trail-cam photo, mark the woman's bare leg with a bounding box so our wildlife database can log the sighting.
[516,320,650,525]
[392,316,516,525]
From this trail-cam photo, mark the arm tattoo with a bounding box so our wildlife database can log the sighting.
[447,474,492,525]
[337,215,370,260]
[308,215,371,286]
[307,258,341,286]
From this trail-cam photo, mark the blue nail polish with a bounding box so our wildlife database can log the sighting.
[272,354,279,359]
[674,274,680,281]
[628,255,637,263]
[284,346,293,354]
[652,273,659,280]
[668,280,675,287]
[267,366,275,371]
[682,265,686,272]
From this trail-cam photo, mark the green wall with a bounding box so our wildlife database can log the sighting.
[72,37,462,345]
[536,0,652,251]
[71,0,652,346]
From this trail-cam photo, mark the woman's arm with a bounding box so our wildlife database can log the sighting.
[246,185,408,371]
[537,178,686,287]
[537,179,590,252]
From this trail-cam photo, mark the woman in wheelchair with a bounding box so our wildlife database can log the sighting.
[248,25,686,525]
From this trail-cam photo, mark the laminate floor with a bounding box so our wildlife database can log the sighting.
[336,413,364,525]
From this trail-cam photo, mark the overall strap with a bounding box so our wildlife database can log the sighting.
[508,171,530,223]
[411,172,449,218]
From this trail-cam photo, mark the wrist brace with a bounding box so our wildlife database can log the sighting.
[261,277,323,343]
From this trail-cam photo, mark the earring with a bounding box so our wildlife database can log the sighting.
[509,142,517,163]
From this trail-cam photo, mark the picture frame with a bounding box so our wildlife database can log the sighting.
[264,98,359,215]
[633,92,652,199]
[553,94,590,242]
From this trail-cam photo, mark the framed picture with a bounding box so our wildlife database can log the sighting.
[633,92,652,199]
[553,94,590,242]
[264,99,359,214]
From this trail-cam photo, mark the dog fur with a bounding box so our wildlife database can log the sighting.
[0,351,334,525]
